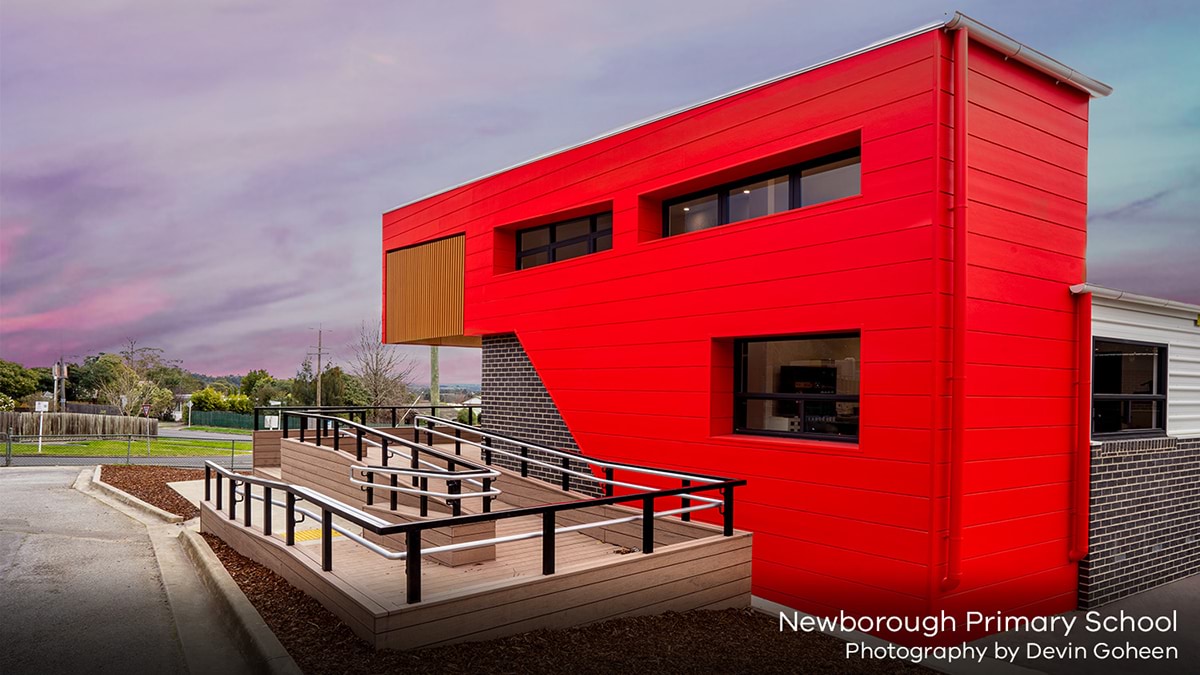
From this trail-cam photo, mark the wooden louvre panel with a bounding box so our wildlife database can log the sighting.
[385,235,479,346]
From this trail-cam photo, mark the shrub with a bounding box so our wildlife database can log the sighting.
[226,393,253,415]
[190,386,228,411]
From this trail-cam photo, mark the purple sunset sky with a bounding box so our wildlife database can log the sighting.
[1,1,1197,381]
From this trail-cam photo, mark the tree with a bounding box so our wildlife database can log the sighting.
[226,393,253,415]
[291,358,317,405]
[94,354,174,416]
[241,369,271,396]
[250,378,292,407]
[0,359,41,399]
[72,354,122,402]
[350,322,415,413]
[190,387,228,412]
[0,392,15,411]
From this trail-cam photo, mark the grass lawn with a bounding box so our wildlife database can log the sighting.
[12,436,251,457]
[184,425,254,436]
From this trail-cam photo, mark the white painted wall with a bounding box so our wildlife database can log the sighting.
[1092,296,1200,437]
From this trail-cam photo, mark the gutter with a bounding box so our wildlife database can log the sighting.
[1068,291,1092,562]
[1070,283,1200,314]
[944,13,1112,98]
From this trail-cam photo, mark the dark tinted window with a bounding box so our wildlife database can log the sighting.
[663,149,860,238]
[1092,339,1167,435]
[735,334,860,441]
[516,212,614,270]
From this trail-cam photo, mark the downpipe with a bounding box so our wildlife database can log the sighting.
[1068,292,1092,561]
[941,24,969,593]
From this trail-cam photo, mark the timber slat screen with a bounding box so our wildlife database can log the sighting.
[385,234,479,346]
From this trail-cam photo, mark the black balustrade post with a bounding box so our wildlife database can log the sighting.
[482,478,492,513]
[410,448,419,487]
[405,530,422,603]
[681,479,691,522]
[216,473,223,509]
[561,456,571,491]
[412,425,419,443]
[254,408,260,432]
[542,512,555,575]
[281,413,288,438]
[482,436,492,465]
[356,427,364,461]
[244,483,252,527]
[642,497,655,554]
[419,478,429,517]
[229,480,237,520]
[263,487,273,536]
[521,448,529,477]
[390,474,398,510]
[449,481,461,517]
[454,428,462,455]
[204,465,211,501]
[285,492,296,545]
[321,509,332,571]
[723,486,734,536]
[381,438,389,467]
[316,419,322,447]
[333,421,341,453]
[366,471,374,506]
[604,467,614,497]
[299,416,306,443]
[391,407,397,428]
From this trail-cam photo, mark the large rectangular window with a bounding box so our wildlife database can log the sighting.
[516,212,613,270]
[1093,338,1167,435]
[734,333,860,441]
[665,149,860,237]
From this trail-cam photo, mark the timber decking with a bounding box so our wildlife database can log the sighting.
[201,496,750,650]
[208,432,751,648]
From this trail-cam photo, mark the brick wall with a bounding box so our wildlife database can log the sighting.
[1079,435,1200,608]
[481,333,601,496]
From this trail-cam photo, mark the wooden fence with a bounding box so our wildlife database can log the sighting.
[0,412,158,436]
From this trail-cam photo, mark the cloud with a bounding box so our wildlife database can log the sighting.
[2,0,1198,376]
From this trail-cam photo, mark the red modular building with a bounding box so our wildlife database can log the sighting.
[381,14,1112,641]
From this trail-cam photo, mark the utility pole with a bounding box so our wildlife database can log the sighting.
[308,326,330,407]
[429,346,440,406]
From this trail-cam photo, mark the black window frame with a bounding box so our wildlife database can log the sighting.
[515,212,612,270]
[662,148,861,238]
[733,332,861,443]
[1092,337,1169,438]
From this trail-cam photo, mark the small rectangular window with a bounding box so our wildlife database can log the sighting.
[663,148,860,238]
[734,333,860,441]
[515,212,613,270]
[1092,338,1167,435]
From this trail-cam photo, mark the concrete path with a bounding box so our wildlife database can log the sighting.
[0,466,255,675]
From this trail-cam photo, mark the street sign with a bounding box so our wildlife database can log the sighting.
[186,400,193,408]
[269,400,282,407]
[142,404,152,416]
[34,401,49,412]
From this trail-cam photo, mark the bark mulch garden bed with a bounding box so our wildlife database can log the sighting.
[101,464,204,519]
[201,532,931,675]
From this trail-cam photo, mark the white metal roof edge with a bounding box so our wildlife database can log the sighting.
[386,11,1110,214]
[1072,283,1200,315]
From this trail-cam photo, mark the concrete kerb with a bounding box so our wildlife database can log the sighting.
[179,527,304,675]
[87,465,185,523]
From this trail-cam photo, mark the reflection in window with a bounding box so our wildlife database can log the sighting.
[1092,339,1167,435]
[663,149,861,238]
[735,333,860,441]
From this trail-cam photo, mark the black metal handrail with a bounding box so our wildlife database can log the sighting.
[253,404,479,431]
[411,415,726,515]
[203,454,744,604]
[280,411,497,516]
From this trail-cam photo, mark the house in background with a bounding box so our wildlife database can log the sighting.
[379,12,1197,642]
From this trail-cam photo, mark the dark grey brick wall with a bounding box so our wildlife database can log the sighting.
[481,333,601,496]
[1079,435,1200,608]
